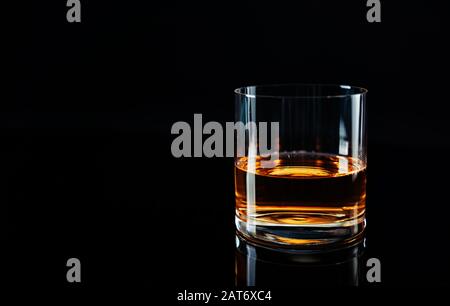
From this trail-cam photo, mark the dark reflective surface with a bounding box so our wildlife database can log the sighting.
[235,234,365,287]
[6,0,450,292]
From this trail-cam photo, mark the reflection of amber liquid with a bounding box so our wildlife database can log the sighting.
[235,234,364,287]
[235,152,366,245]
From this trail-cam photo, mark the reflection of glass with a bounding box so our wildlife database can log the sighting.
[234,84,367,248]
[235,234,365,287]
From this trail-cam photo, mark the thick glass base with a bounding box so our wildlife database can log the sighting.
[236,215,366,251]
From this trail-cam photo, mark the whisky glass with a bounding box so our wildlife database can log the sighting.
[234,84,367,249]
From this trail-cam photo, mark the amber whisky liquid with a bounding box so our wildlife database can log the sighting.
[235,152,366,247]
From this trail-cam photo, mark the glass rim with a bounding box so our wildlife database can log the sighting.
[234,83,368,99]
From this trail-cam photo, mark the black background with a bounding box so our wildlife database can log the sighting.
[5,0,450,294]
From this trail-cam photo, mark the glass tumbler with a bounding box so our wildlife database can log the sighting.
[234,84,367,249]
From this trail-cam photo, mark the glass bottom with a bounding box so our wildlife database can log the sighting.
[235,215,366,251]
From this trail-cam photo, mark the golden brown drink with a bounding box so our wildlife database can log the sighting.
[235,152,366,246]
